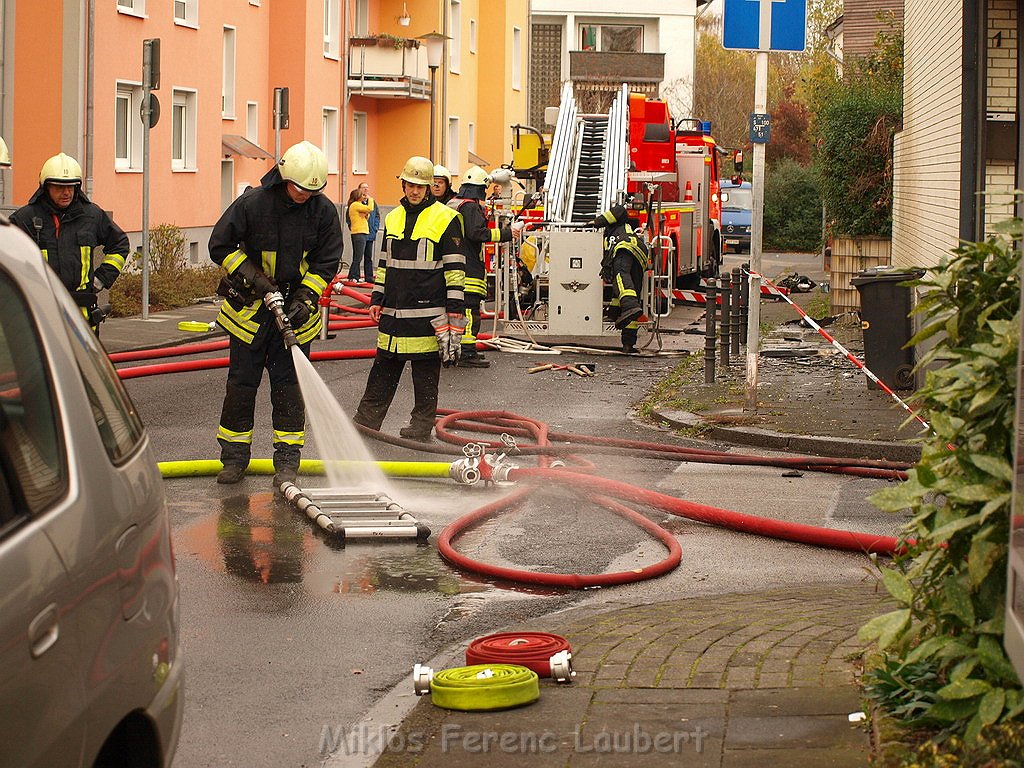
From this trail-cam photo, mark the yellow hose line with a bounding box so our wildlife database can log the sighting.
[429,664,540,711]
[157,458,452,479]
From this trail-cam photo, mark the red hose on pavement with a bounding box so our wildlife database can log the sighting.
[116,347,377,379]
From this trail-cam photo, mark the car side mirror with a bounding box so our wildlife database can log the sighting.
[733,150,744,174]
[720,192,730,204]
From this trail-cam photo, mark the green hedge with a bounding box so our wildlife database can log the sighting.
[763,159,822,252]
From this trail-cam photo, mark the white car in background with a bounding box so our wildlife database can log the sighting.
[0,216,182,766]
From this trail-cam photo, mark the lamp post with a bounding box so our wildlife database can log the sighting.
[418,32,446,161]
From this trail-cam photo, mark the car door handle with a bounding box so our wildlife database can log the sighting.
[28,603,60,658]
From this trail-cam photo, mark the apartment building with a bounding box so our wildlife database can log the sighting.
[0,0,528,258]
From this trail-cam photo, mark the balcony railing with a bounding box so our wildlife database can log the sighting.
[569,51,665,85]
[347,37,430,100]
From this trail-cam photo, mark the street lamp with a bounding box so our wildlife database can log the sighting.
[418,32,446,162]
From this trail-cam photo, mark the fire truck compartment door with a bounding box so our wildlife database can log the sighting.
[547,230,604,336]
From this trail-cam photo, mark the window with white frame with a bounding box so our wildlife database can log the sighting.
[469,19,477,53]
[323,0,339,58]
[117,0,145,15]
[174,0,198,27]
[114,82,143,171]
[448,1,461,73]
[322,108,339,173]
[579,24,643,52]
[447,117,460,175]
[468,122,476,154]
[171,89,197,171]
[512,27,521,90]
[353,112,367,174]
[246,102,258,143]
[355,0,369,37]
[222,27,236,118]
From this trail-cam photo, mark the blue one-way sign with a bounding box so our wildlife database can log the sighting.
[723,0,807,52]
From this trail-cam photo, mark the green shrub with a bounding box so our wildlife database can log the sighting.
[861,211,1024,740]
[108,224,220,316]
[763,158,822,252]
[909,721,1024,767]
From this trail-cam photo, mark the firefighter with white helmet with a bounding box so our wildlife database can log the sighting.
[447,164,513,368]
[208,140,343,486]
[432,164,455,204]
[353,155,466,442]
[9,151,129,333]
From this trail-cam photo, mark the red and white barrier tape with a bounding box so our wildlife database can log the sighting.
[659,282,786,305]
[745,268,935,439]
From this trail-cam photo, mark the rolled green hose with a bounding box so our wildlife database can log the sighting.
[157,458,452,479]
[429,664,539,711]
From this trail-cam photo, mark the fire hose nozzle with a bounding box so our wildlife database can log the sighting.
[412,663,434,696]
[549,650,576,684]
[264,291,299,348]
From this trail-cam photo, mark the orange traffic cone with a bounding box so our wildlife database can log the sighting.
[683,180,694,203]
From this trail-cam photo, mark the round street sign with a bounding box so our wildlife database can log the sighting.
[141,93,161,128]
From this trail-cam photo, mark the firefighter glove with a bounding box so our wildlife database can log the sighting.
[286,286,318,328]
[431,314,466,368]
[235,259,277,297]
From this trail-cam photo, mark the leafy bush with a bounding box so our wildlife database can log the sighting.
[861,212,1024,740]
[763,158,822,252]
[108,223,220,316]
[909,721,1024,767]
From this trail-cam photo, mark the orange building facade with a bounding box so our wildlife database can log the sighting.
[0,0,528,263]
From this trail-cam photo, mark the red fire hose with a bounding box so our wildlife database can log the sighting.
[466,632,572,678]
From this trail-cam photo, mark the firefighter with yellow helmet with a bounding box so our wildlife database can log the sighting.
[9,152,129,333]
[208,140,343,486]
[593,204,649,354]
[0,137,10,168]
[353,155,466,442]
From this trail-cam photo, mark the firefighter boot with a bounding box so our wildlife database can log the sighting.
[271,383,304,487]
[216,383,257,484]
[615,300,643,330]
[399,425,434,443]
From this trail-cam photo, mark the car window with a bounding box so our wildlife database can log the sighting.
[0,272,66,516]
[61,303,145,463]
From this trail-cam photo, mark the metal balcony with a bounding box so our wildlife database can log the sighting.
[347,38,430,100]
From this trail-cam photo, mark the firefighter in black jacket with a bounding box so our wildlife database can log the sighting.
[447,165,512,368]
[431,164,456,204]
[353,156,466,442]
[209,141,343,486]
[10,152,129,332]
[594,205,649,354]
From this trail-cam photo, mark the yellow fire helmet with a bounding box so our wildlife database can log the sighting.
[399,156,435,186]
[278,141,328,191]
[463,165,491,186]
[39,152,82,185]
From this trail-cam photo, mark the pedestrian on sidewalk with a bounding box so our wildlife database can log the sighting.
[345,185,375,282]
[9,152,129,335]
[594,204,649,353]
[353,156,466,442]
[209,141,343,486]
[447,165,515,368]
[361,182,380,282]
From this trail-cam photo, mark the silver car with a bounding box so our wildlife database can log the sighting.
[0,217,182,766]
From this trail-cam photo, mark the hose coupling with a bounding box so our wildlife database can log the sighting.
[412,663,434,696]
[549,459,566,469]
[483,452,518,484]
[549,650,576,683]
[448,457,482,486]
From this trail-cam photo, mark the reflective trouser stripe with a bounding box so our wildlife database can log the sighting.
[377,332,438,354]
[218,425,254,444]
[273,429,305,446]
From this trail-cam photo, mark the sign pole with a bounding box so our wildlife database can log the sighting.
[141,39,156,321]
[745,48,768,410]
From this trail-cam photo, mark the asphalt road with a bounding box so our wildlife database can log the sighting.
[122,258,897,768]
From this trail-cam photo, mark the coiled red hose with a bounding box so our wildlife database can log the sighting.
[466,632,572,677]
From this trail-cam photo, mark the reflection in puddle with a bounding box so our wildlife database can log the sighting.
[177,492,492,598]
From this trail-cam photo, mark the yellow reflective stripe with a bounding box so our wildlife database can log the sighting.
[216,301,261,343]
[445,269,466,288]
[601,210,617,224]
[273,430,305,446]
[262,251,277,277]
[465,277,486,294]
[462,308,477,343]
[295,312,322,344]
[79,246,90,290]
[374,265,386,286]
[489,227,502,243]
[376,332,438,354]
[223,249,247,273]
[302,272,328,294]
[102,252,126,271]
[217,425,254,444]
